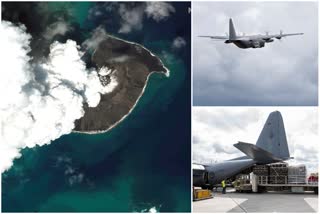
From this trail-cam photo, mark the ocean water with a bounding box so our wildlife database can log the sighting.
[2,2,191,212]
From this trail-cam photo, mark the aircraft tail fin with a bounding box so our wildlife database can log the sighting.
[233,111,291,164]
[229,18,237,40]
[256,111,290,159]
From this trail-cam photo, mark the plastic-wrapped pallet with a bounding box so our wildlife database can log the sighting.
[253,165,269,184]
[253,165,269,176]
[288,165,306,184]
[269,163,288,184]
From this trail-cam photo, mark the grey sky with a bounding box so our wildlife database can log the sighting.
[193,107,318,174]
[193,2,318,106]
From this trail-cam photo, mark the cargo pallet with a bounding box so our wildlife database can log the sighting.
[193,188,213,201]
[236,164,318,194]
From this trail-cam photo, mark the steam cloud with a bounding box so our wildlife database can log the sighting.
[0,21,112,172]
[145,2,176,22]
[43,20,71,40]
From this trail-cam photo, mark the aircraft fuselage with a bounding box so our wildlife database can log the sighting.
[193,159,256,188]
[225,37,274,49]
[193,111,291,189]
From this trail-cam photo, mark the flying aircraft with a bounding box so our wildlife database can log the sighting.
[199,18,303,49]
[193,111,292,189]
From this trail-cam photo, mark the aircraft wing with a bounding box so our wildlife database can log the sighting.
[256,32,303,40]
[271,33,303,37]
[198,35,228,40]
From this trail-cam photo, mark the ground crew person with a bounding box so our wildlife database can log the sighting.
[221,180,226,194]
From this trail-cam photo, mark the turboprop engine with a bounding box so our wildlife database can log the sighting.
[265,38,274,43]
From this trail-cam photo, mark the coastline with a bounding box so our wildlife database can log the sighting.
[73,35,170,135]
[104,33,170,77]
[73,72,153,135]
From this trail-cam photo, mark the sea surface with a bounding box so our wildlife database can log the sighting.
[2,2,191,212]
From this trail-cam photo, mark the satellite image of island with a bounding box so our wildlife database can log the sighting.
[1,2,191,212]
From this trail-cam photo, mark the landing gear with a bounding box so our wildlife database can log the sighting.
[258,186,267,193]
[314,187,318,194]
[201,185,214,190]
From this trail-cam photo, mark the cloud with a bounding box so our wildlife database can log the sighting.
[43,20,72,40]
[97,66,118,92]
[118,2,175,34]
[88,2,118,20]
[68,173,84,186]
[172,37,186,49]
[107,55,131,63]
[145,2,175,22]
[53,155,87,186]
[82,26,107,51]
[193,107,318,173]
[0,21,112,173]
[193,2,318,105]
[87,2,176,34]
[118,4,145,34]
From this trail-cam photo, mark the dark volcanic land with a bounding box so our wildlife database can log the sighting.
[74,36,168,132]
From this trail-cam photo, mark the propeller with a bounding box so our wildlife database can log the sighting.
[275,30,284,41]
[265,31,269,36]
[279,30,283,41]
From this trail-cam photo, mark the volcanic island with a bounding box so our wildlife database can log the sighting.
[74,35,168,133]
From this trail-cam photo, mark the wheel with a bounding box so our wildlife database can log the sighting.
[258,186,266,193]
[201,185,213,190]
[314,188,318,194]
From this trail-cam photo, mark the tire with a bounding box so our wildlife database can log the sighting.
[258,186,266,193]
[314,188,318,194]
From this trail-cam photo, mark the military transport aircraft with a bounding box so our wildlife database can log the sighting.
[193,111,292,189]
[199,18,303,49]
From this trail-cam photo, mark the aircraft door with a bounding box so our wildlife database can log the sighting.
[208,171,215,184]
[204,171,209,184]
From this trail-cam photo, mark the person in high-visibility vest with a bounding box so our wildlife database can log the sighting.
[221,180,226,194]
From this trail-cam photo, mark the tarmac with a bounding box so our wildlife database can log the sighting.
[193,188,318,213]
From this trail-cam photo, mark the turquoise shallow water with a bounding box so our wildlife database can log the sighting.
[2,2,191,212]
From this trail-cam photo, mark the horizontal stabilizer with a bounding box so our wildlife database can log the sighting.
[234,142,288,164]
[227,155,250,161]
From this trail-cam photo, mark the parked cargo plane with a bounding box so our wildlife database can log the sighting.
[199,19,303,49]
[193,111,292,189]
